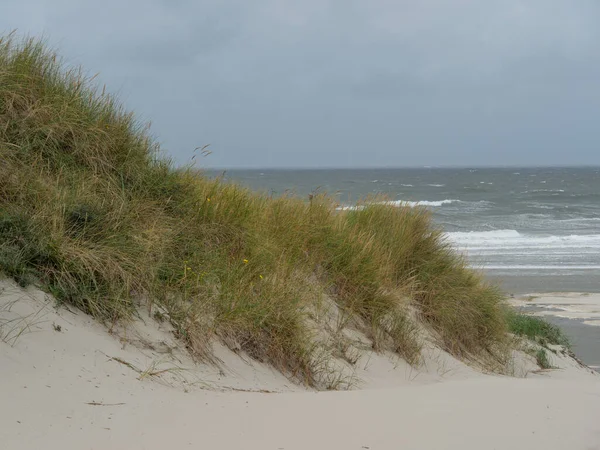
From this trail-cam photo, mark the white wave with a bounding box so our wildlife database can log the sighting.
[467,249,599,255]
[400,184,414,187]
[446,230,600,250]
[438,229,600,274]
[522,189,565,193]
[337,199,461,211]
[529,204,555,210]
[384,199,460,207]
[427,184,445,187]
[336,205,364,211]
[560,217,600,222]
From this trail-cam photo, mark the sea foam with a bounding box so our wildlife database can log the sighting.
[337,199,461,211]
[446,230,600,249]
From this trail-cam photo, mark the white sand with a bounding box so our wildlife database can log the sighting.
[2,280,600,450]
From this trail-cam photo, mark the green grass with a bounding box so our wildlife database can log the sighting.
[534,349,553,369]
[0,34,512,386]
[507,311,570,348]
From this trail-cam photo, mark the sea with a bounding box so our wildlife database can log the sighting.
[209,167,600,368]
[210,167,600,294]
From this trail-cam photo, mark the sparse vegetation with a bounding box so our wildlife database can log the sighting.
[0,297,46,346]
[0,35,511,386]
[534,348,553,369]
[507,311,571,370]
[506,311,570,349]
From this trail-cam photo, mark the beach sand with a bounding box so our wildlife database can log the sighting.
[2,280,599,450]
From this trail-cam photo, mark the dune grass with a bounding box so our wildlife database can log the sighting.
[506,311,570,349]
[0,35,511,386]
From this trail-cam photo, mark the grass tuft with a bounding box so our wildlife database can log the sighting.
[534,348,553,369]
[506,311,570,349]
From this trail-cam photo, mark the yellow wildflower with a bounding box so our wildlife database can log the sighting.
[243,259,249,264]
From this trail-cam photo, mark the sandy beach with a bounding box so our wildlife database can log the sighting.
[2,280,599,450]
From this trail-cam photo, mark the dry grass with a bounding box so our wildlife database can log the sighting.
[0,35,510,387]
[0,297,46,346]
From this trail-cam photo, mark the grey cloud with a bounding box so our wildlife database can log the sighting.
[1,0,599,168]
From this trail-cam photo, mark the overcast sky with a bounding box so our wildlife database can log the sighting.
[2,1,600,168]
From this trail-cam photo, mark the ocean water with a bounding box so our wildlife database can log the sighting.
[211,167,600,295]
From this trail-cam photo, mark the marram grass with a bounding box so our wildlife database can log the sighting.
[0,35,510,386]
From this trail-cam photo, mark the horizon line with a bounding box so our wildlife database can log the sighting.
[199,164,600,171]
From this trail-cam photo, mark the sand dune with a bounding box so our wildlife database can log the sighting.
[2,280,599,450]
